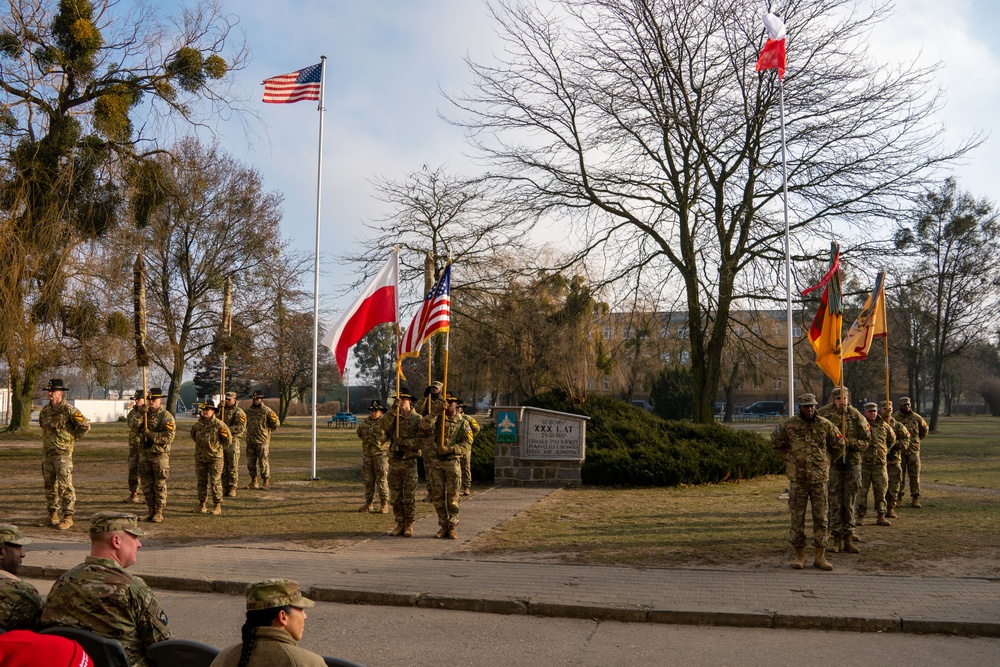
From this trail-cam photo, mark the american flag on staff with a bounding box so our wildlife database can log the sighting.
[262,62,322,104]
[398,264,451,365]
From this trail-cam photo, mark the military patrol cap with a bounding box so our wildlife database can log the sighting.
[147,387,165,399]
[880,400,893,409]
[225,391,237,400]
[0,524,31,546]
[251,390,265,399]
[201,399,217,411]
[431,381,443,392]
[830,387,849,398]
[797,393,818,406]
[369,400,384,412]
[45,378,69,392]
[899,397,912,406]
[245,578,315,611]
[90,512,145,537]
[864,402,878,411]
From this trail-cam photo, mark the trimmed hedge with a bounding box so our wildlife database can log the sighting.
[471,426,496,483]
[524,390,784,486]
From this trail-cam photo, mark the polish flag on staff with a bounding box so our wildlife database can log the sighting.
[321,254,398,374]
[262,62,323,104]
[755,12,787,79]
[397,264,451,366]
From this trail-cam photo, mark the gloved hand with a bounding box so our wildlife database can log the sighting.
[142,428,154,439]
[424,386,433,397]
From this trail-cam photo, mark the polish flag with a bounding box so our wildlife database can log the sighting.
[755,12,787,79]
[321,254,398,374]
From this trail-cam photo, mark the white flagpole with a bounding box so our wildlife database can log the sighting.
[779,77,794,415]
[310,55,327,481]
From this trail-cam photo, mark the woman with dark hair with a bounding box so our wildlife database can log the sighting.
[210,579,326,667]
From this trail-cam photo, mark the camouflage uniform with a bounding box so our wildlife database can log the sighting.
[415,395,444,498]
[41,555,171,666]
[818,402,870,540]
[461,414,481,493]
[897,407,929,502]
[190,415,232,507]
[771,414,844,548]
[135,406,175,519]
[356,416,390,507]
[379,407,422,526]
[885,417,910,513]
[218,401,247,495]
[422,410,474,533]
[0,570,43,631]
[39,400,90,519]
[245,403,280,485]
[858,414,894,521]
[125,405,143,497]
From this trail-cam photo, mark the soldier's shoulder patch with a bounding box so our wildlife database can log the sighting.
[158,608,168,625]
[238,413,246,424]
[165,421,175,432]
[221,425,231,436]
[73,412,85,422]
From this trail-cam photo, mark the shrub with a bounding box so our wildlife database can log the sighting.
[524,389,783,486]
[471,426,496,483]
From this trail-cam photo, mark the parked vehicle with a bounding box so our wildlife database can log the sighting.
[743,401,786,416]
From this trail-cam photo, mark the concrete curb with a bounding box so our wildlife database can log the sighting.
[21,564,1000,637]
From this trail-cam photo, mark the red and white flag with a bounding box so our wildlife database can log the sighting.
[397,264,451,367]
[755,13,787,79]
[321,254,398,374]
[262,62,322,104]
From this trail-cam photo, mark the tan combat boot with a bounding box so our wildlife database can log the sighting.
[461,488,471,496]
[144,505,155,522]
[194,502,207,514]
[123,491,140,504]
[57,515,73,530]
[434,528,447,539]
[49,511,60,526]
[245,477,259,490]
[445,528,458,539]
[829,536,842,554]
[379,502,389,514]
[886,499,897,518]
[876,513,891,526]
[911,496,921,508]
[813,547,833,571]
[402,522,413,537]
[359,502,372,512]
[389,523,405,536]
[792,547,806,570]
[842,535,861,554]
[211,503,222,515]
[151,508,163,523]
[261,478,270,490]
[226,488,237,498]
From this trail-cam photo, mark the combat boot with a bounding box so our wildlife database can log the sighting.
[123,491,140,504]
[144,506,155,522]
[403,522,414,537]
[829,536,842,554]
[261,478,270,490]
[150,508,163,523]
[389,523,405,536]
[876,513,891,526]
[445,528,458,539]
[194,502,208,514]
[813,547,833,571]
[49,511,60,526]
[226,488,237,498]
[886,499,898,519]
[911,496,921,508]
[843,536,861,554]
[435,528,447,539]
[461,488,471,496]
[792,547,806,570]
[245,477,259,490]
[57,515,73,531]
[211,503,222,515]
[359,502,372,512]
[379,502,389,514]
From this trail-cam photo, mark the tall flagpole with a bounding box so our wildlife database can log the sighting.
[779,77,794,415]
[310,55,327,481]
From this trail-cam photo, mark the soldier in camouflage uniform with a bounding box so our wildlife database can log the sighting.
[818,387,870,554]
[41,512,171,667]
[896,397,930,508]
[245,391,280,490]
[218,392,247,497]
[416,382,444,502]
[458,400,481,496]
[882,401,910,518]
[356,400,390,513]
[422,395,474,539]
[0,524,42,631]
[190,400,232,515]
[132,388,175,523]
[38,378,91,530]
[123,390,145,504]
[379,390,422,537]
[771,394,843,571]
[857,402,895,528]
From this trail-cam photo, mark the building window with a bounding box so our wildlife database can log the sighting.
[661,352,671,363]
[793,325,802,338]
[661,325,671,338]
[587,379,596,390]
[603,325,611,340]
[623,327,633,339]
[602,377,611,390]
[680,350,690,364]
[772,379,783,390]
[677,326,688,339]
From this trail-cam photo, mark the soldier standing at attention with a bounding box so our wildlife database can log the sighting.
[457,400,480,496]
[818,387,870,555]
[416,381,444,502]
[423,394,474,539]
[379,390,422,537]
[190,400,231,515]
[857,402,895,529]
[881,401,910,519]
[123,390,145,504]
[356,401,390,513]
[133,388,174,523]
[245,391,280,490]
[771,394,843,571]
[896,397,930,508]
[219,392,247,498]
[41,512,171,667]
[0,525,43,631]
[38,378,91,530]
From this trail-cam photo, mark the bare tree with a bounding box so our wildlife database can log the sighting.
[449,0,974,422]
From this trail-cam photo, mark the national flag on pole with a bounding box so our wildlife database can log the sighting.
[803,245,843,385]
[755,13,787,79]
[262,62,322,104]
[321,255,398,374]
[843,271,887,362]
[397,264,451,366]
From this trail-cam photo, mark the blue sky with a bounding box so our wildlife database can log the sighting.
[200,0,1000,317]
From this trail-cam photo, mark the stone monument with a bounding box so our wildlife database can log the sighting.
[493,406,588,486]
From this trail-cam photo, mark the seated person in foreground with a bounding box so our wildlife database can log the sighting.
[211,578,326,667]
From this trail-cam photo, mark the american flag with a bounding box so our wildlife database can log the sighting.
[398,264,451,364]
[262,62,322,104]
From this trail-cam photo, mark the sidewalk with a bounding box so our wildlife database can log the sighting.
[20,487,1000,638]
